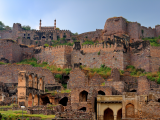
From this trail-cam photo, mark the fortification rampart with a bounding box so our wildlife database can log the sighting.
[155,25,160,37]
[127,22,141,40]
[140,26,156,38]
[104,17,127,36]
[0,64,55,84]
[81,43,123,53]
[34,45,73,68]
[0,39,34,63]
[150,46,160,72]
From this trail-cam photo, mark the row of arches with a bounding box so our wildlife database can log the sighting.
[79,90,105,102]
[102,103,135,120]
[28,93,69,107]
[28,74,43,90]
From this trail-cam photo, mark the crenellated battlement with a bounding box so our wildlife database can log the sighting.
[81,43,124,53]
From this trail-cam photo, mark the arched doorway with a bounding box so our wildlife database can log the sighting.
[126,103,135,118]
[41,96,50,105]
[104,108,114,120]
[34,76,37,89]
[28,93,33,107]
[59,97,68,106]
[28,75,33,87]
[34,95,38,106]
[79,90,88,102]
[117,108,122,120]
[79,107,86,112]
[98,90,105,95]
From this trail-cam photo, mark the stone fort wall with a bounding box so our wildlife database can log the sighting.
[0,64,55,84]
[0,39,34,63]
[34,45,73,68]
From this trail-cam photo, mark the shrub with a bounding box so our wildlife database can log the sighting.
[45,89,48,92]
[0,62,6,65]
[55,74,62,79]
[98,51,100,55]
[126,65,135,70]
[101,82,105,86]
[44,43,49,47]
[62,84,67,89]
[157,77,160,84]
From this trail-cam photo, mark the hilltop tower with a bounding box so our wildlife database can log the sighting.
[39,19,41,30]
[54,19,56,30]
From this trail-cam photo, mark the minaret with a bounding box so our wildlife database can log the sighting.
[54,19,56,30]
[39,19,41,30]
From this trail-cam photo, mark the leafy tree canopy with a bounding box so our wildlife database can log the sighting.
[0,21,5,30]
[22,25,31,30]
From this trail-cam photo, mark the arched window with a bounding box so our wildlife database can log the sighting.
[28,93,33,107]
[28,75,33,87]
[79,90,88,102]
[104,108,114,120]
[98,90,105,95]
[126,103,135,118]
[59,97,68,106]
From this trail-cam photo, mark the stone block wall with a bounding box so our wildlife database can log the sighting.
[0,64,55,84]
[71,44,125,70]
[130,44,151,72]
[137,76,150,95]
[77,29,103,41]
[34,45,73,68]
[104,17,127,36]
[127,22,141,40]
[150,46,160,71]
[140,26,156,38]
[155,25,160,37]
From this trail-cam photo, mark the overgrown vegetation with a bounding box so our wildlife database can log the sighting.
[142,36,160,46]
[82,40,94,46]
[16,58,72,75]
[51,39,74,46]
[0,110,55,119]
[80,64,112,79]
[22,25,31,30]
[126,65,160,84]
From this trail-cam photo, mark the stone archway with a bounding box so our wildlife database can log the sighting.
[98,90,105,95]
[59,97,68,106]
[34,94,38,106]
[28,93,33,107]
[117,108,122,120]
[41,96,50,105]
[104,108,114,120]
[126,103,135,118]
[79,90,88,102]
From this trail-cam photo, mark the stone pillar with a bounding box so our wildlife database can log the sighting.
[114,115,117,120]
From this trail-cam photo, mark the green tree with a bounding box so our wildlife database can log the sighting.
[141,29,144,38]
[22,25,31,30]
[0,21,5,30]
[56,27,60,30]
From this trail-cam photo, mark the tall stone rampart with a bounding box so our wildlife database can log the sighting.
[0,64,55,84]
[0,39,34,63]
[127,22,141,40]
[34,45,73,68]
[155,25,160,37]
[104,17,127,36]
[71,44,126,70]
[140,26,156,38]
[150,46,160,72]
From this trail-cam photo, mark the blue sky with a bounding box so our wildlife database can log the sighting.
[0,0,160,34]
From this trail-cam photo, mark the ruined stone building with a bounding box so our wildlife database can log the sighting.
[18,71,45,107]
[1,16,160,119]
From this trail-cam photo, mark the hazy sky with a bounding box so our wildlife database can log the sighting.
[0,0,160,34]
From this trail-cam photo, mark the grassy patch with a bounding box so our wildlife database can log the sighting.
[142,37,160,46]
[80,64,111,79]
[82,40,94,46]
[0,110,55,119]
